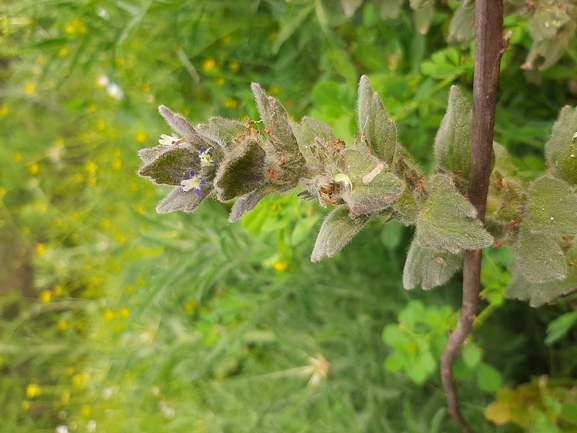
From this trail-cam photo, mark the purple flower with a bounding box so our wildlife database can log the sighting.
[180,170,206,196]
[199,148,217,167]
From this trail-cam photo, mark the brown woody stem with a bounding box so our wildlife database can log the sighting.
[440,2,510,433]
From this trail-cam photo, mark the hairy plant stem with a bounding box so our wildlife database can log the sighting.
[440,2,510,432]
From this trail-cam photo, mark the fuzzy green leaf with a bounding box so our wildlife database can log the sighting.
[158,106,218,152]
[402,238,463,290]
[506,242,577,306]
[512,228,567,284]
[228,184,281,223]
[492,142,518,177]
[528,3,572,41]
[416,175,493,252]
[251,83,303,161]
[409,0,433,9]
[523,176,577,235]
[337,148,405,215]
[357,75,397,165]
[311,207,371,262]
[545,106,577,185]
[523,16,576,71]
[392,189,419,226]
[291,117,336,164]
[412,4,434,35]
[156,186,209,214]
[433,86,472,179]
[375,0,403,20]
[138,144,172,164]
[198,117,246,152]
[214,139,266,202]
[158,105,197,138]
[138,144,200,186]
[448,4,475,44]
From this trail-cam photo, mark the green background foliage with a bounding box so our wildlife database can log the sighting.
[2,1,577,432]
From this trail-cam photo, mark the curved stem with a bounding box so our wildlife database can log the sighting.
[440,2,510,432]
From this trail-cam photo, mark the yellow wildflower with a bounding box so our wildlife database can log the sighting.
[135,132,147,143]
[24,83,35,94]
[202,58,217,73]
[28,162,39,175]
[0,105,8,116]
[118,307,130,319]
[58,47,69,57]
[61,390,70,404]
[184,300,196,313]
[273,261,289,272]
[64,18,87,34]
[72,373,88,389]
[39,290,52,304]
[34,243,46,256]
[222,98,237,109]
[229,61,239,73]
[85,161,97,175]
[26,384,41,399]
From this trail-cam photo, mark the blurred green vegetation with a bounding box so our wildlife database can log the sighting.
[2,1,577,432]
